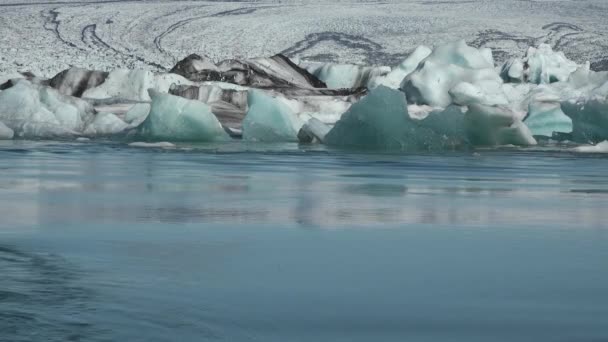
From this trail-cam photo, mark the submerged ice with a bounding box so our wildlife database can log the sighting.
[0,39,607,151]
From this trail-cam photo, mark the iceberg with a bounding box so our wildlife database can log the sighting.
[138,90,230,142]
[524,44,579,84]
[0,121,14,139]
[464,104,537,146]
[0,80,94,138]
[523,92,572,137]
[325,86,467,151]
[297,117,332,144]
[124,103,151,126]
[562,98,608,143]
[242,90,303,142]
[401,40,504,108]
[83,112,130,136]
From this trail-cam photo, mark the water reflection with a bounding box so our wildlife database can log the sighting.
[1,143,608,228]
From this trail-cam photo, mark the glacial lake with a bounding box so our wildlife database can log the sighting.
[1,140,607,342]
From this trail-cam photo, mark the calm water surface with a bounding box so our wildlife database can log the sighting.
[1,140,607,342]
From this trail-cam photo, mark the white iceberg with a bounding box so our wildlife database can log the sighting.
[464,104,537,146]
[402,40,504,108]
[0,80,94,138]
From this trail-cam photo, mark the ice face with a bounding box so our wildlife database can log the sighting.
[83,112,130,136]
[0,121,14,140]
[524,96,572,137]
[526,44,579,84]
[562,99,608,143]
[0,80,94,138]
[242,90,303,142]
[465,104,537,146]
[297,117,332,144]
[138,90,230,142]
[325,86,467,151]
[401,40,503,108]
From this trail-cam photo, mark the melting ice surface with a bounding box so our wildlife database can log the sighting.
[1,140,608,342]
[1,40,607,152]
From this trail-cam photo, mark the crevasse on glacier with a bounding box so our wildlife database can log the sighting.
[0,40,606,151]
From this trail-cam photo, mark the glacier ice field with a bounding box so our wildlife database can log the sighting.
[0,39,607,152]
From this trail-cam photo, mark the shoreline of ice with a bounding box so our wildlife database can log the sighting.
[0,40,607,152]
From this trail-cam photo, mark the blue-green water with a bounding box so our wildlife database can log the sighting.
[1,141,607,342]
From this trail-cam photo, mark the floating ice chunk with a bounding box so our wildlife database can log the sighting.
[242,90,303,142]
[525,44,579,84]
[297,117,331,143]
[402,40,503,107]
[324,86,409,149]
[82,69,192,101]
[0,121,13,139]
[306,63,390,89]
[465,104,537,146]
[325,86,466,150]
[129,141,176,148]
[561,98,608,143]
[139,90,229,142]
[0,80,92,138]
[573,141,608,153]
[83,112,130,136]
[523,92,572,137]
[124,103,151,126]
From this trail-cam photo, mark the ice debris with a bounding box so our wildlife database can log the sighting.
[573,140,608,153]
[0,40,606,151]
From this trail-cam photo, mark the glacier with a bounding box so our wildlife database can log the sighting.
[1,39,607,152]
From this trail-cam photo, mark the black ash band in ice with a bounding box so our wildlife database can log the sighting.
[0,40,607,152]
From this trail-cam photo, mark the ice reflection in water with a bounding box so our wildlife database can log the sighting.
[1,141,607,228]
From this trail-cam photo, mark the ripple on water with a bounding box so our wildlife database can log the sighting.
[0,246,100,342]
